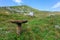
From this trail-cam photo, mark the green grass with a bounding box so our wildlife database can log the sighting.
[0,13,60,40]
[0,5,60,40]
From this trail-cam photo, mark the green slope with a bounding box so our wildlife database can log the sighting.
[0,5,60,40]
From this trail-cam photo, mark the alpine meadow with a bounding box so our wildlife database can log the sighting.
[0,5,60,40]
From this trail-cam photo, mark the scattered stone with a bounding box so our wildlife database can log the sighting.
[48,14,55,17]
[24,12,34,17]
[55,25,60,29]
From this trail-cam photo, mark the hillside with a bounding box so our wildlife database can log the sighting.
[0,5,53,15]
[0,5,39,14]
[0,5,60,40]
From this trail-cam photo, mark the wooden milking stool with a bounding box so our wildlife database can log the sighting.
[10,20,28,35]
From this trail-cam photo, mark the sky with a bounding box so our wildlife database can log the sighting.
[0,0,60,11]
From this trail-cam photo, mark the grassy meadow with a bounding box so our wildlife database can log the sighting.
[0,5,60,40]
